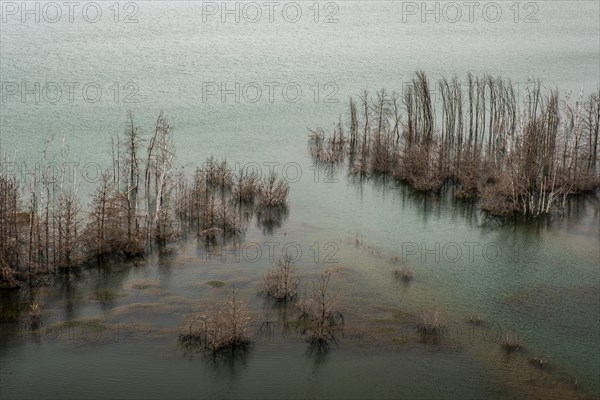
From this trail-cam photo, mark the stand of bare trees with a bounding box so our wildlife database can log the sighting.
[175,159,289,243]
[81,111,172,259]
[0,139,84,288]
[175,158,246,243]
[1,112,291,288]
[0,156,20,287]
[309,72,599,217]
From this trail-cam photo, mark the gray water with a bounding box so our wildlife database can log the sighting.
[1,1,599,399]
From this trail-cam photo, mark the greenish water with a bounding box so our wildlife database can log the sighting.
[1,1,599,399]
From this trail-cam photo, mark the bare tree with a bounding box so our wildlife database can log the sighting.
[179,288,252,354]
[297,271,343,349]
[259,256,300,301]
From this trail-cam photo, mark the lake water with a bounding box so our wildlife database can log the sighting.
[1,1,599,399]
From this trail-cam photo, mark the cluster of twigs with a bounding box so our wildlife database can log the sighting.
[416,308,448,335]
[257,173,289,208]
[500,332,523,352]
[178,289,252,354]
[296,271,344,349]
[464,313,483,326]
[27,301,41,330]
[393,265,413,282]
[259,256,300,301]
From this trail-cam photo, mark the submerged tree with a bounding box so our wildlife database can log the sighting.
[297,271,343,350]
[259,256,300,301]
[257,173,289,208]
[122,111,143,245]
[178,288,252,354]
[146,112,177,247]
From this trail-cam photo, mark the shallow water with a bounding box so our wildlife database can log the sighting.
[1,1,599,399]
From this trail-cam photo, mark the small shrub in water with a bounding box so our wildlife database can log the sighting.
[27,302,41,330]
[257,173,289,208]
[394,265,413,282]
[500,333,522,352]
[259,256,300,301]
[297,271,343,349]
[178,288,252,354]
[232,170,259,203]
[464,313,483,326]
[529,357,550,369]
[417,308,447,335]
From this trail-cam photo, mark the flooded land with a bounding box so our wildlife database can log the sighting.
[1,2,599,399]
